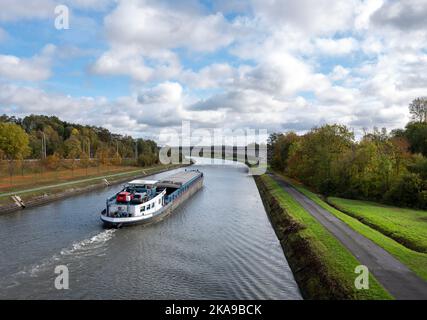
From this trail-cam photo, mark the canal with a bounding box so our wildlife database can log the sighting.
[0,158,301,299]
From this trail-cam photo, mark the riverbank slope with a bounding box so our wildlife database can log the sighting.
[254,174,392,299]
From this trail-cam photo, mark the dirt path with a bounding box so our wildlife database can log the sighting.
[271,174,427,300]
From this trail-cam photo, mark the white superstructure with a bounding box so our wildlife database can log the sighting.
[100,170,204,228]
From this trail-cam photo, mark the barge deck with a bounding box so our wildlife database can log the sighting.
[101,169,204,228]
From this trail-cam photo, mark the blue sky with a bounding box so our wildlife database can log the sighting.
[0,0,426,140]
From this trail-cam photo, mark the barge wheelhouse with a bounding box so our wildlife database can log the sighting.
[100,169,203,228]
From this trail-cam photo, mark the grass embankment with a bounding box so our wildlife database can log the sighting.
[327,197,427,254]
[0,164,184,209]
[255,175,391,300]
[0,165,138,193]
[282,176,427,281]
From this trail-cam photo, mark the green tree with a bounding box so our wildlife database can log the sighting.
[270,132,299,172]
[0,122,30,183]
[404,122,427,156]
[408,155,427,180]
[409,97,427,123]
[0,122,30,160]
[64,135,82,177]
[287,124,354,194]
[384,173,423,208]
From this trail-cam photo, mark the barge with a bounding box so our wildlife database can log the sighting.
[100,169,203,228]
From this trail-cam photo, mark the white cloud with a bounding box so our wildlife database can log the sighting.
[0,44,56,81]
[65,0,114,11]
[0,0,114,22]
[371,0,427,31]
[2,0,427,138]
[87,0,427,135]
[354,0,384,30]
[237,51,329,98]
[91,46,181,82]
[315,37,359,56]
[0,83,104,115]
[180,63,235,89]
[104,0,233,52]
[137,82,186,127]
[91,47,154,81]
[0,0,56,21]
[251,0,361,35]
[358,52,427,105]
[360,36,384,55]
[92,0,234,82]
[0,83,148,136]
[330,65,350,81]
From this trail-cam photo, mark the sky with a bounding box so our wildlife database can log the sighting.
[0,0,426,141]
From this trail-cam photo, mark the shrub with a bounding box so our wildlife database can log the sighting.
[418,190,427,210]
[45,153,61,170]
[384,173,423,208]
[319,178,337,196]
[111,154,122,166]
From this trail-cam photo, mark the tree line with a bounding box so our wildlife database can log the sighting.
[0,114,159,168]
[268,98,427,209]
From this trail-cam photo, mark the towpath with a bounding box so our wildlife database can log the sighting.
[270,174,427,300]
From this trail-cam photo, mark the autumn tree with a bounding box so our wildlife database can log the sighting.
[96,146,111,166]
[112,153,122,166]
[287,124,354,194]
[64,134,82,177]
[0,122,30,182]
[45,153,61,179]
[2,114,160,172]
[45,153,61,171]
[269,122,427,208]
[80,151,90,176]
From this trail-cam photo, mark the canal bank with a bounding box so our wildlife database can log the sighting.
[254,174,392,300]
[0,164,188,215]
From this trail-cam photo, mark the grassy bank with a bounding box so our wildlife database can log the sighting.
[0,164,140,194]
[0,164,185,212]
[327,197,427,253]
[282,175,427,281]
[255,175,391,300]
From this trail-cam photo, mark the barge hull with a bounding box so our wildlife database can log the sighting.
[102,175,203,228]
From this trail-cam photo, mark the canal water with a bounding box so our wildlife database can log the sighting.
[0,158,301,299]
